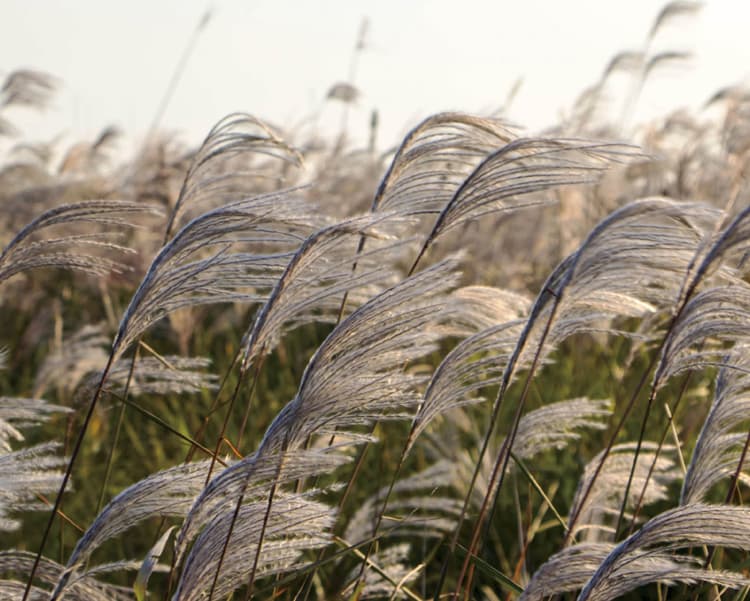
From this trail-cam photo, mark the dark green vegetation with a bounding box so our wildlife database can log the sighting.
[3,3,750,600]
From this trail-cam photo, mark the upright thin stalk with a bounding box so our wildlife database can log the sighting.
[22,352,116,601]
[455,291,561,598]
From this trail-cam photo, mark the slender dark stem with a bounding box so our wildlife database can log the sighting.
[235,357,265,451]
[207,475,249,601]
[185,349,241,463]
[243,462,283,601]
[563,354,656,546]
[95,347,139,516]
[354,428,415,588]
[626,371,693,536]
[205,368,247,487]
[22,351,115,601]
[701,428,750,570]
[613,387,656,540]
[146,6,211,148]
[456,294,561,599]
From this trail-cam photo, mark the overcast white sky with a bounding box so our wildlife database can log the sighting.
[1,1,749,153]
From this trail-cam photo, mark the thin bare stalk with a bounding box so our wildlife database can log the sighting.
[625,371,693,537]
[455,291,561,599]
[95,347,139,516]
[235,356,266,451]
[22,351,115,601]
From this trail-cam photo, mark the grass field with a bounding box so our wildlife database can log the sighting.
[4,3,750,600]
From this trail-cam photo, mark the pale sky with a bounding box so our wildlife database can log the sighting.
[1,1,749,154]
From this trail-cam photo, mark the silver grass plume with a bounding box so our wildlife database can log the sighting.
[36,324,217,399]
[103,355,218,397]
[258,258,460,451]
[511,398,612,459]
[493,199,719,464]
[174,260,458,598]
[173,448,351,568]
[444,285,531,334]
[370,112,516,216]
[0,442,67,532]
[650,204,750,388]
[344,460,462,545]
[648,1,703,42]
[32,324,109,399]
[0,200,163,284]
[409,320,525,450]
[238,213,409,372]
[390,284,530,450]
[486,197,717,470]
[450,199,716,576]
[173,495,335,601]
[0,385,70,531]
[341,544,420,600]
[448,399,612,512]
[682,349,750,504]
[0,396,69,453]
[0,69,57,110]
[50,461,213,599]
[546,198,720,342]
[0,551,134,601]
[164,113,303,238]
[577,504,750,601]
[655,283,750,381]
[414,139,633,254]
[521,541,747,601]
[561,203,748,546]
[567,442,680,542]
[519,543,614,601]
[112,190,318,360]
